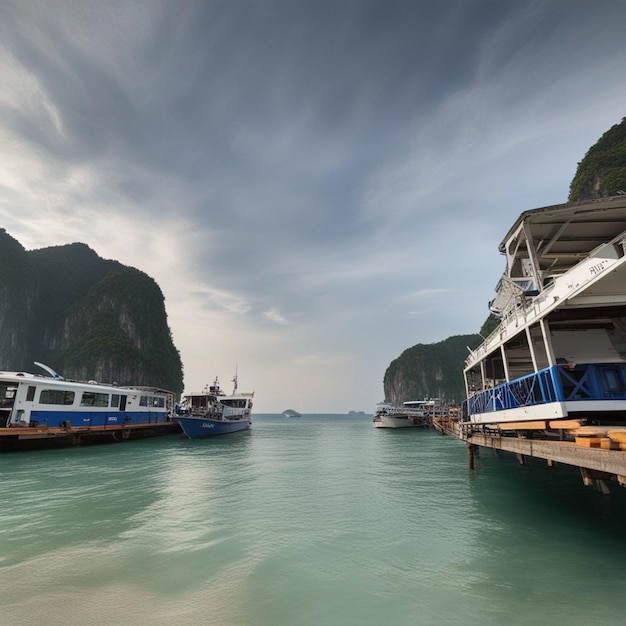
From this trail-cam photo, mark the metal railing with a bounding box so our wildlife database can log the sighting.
[463,363,626,421]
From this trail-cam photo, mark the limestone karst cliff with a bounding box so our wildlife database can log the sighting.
[0,229,183,395]
[383,334,482,406]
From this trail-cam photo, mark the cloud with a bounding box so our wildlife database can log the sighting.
[1,1,626,410]
[263,307,289,325]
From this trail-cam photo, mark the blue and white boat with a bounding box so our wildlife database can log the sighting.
[0,362,172,429]
[462,196,626,432]
[175,375,253,438]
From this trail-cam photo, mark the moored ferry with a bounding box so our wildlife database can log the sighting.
[0,363,176,450]
[0,362,171,428]
[174,375,253,438]
[373,401,434,428]
[462,196,626,430]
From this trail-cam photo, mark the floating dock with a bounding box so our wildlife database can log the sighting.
[0,421,181,452]
[434,418,626,494]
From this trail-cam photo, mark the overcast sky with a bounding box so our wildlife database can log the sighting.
[1,1,625,412]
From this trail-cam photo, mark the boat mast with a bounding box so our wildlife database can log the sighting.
[232,366,238,394]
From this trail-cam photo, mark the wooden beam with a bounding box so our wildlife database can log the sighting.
[497,420,546,431]
[548,419,583,429]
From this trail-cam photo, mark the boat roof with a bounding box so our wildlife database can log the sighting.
[0,370,168,395]
[184,390,254,398]
[500,195,626,276]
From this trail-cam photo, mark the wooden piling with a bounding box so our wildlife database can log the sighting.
[468,443,476,470]
[450,426,626,494]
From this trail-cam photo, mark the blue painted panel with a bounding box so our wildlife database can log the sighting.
[29,410,167,428]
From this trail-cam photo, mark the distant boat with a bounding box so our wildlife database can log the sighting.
[175,375,253,438]
[372,401,435,428]
[281,409,301,417]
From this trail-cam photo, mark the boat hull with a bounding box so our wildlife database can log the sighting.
[175,416,251,438]
[373,414,425,428]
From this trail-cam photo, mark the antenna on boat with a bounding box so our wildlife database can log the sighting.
[34,361,64,380]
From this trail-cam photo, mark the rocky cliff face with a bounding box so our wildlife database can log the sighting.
[383,334,482,406]
[0,233,38,367]
[0,229,183,395]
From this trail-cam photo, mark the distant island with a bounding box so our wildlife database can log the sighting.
[281,409,302,417]
[348,411,367,416]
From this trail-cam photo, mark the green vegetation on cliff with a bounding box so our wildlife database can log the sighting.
[569,117,626,201]
[0,229,183,395]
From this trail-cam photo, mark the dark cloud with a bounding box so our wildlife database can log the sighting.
[1,0,626,409]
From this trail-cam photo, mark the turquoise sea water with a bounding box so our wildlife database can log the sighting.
[2,414,626,626]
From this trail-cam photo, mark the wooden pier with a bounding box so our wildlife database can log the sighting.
[433,418,626,494]
[0,421,181,452]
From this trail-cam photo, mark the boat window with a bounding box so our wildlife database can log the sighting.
[140,395,165,408]
[40,389,75,405]
[111,394,120,408]
[601,366,626,394]
[26,386,36,402]
[221,399,246,408]
[189,397,208,409]
[80,391,109,407]
[0,384,17,407]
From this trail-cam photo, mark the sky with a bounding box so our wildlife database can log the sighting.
[1,0,625,413]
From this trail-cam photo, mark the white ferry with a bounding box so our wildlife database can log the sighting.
[462,196,626,430]
[373,400,435,428]
[0,362,171,429]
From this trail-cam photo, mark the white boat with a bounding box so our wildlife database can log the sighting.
[373,401,434,428]
[0,362,171,429]
[462,196,626,430]
[174,375,253,438]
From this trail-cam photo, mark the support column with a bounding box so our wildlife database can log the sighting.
[580,468,611,495]
[468,443,476,470]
